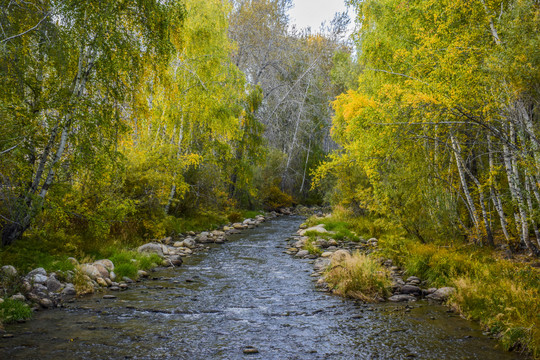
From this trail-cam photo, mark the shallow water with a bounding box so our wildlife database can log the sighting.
[0,216,521,359]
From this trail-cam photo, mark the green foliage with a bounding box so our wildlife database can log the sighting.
[303,239,323,256]
[109,250,161,279]
[0,299,32,324]
[262,185,294,210]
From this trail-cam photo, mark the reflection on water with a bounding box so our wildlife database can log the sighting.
[0,216,521,359]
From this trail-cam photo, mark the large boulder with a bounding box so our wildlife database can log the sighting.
[93,263,110,279]
[313,258,331,272]
[46,276,62,292]
[427,287,456,302]
[137,243,164,257]
[400,285,422,296]
[27,268,48,284]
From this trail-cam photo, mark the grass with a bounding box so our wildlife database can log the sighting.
[324,252,392,302]
[0,299,32,324]
[303,239,323,256]
[308,209,540,359]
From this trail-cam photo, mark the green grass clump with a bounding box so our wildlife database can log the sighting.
[109,250,161,279]
[0,299,32,324]
[324,252,392,302]
[303,239,323,256]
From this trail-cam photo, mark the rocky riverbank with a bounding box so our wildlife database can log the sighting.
[0,211,293,322]
[285,217,456,304]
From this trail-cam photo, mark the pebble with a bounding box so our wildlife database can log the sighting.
[103,295,117,299]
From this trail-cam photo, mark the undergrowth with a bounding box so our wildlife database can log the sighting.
[309,209,540,358]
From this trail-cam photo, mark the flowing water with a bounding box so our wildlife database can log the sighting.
[0,216,522,359]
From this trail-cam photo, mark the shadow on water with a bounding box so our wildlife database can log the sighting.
[0,216,523,359]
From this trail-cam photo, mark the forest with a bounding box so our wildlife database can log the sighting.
[0,0,539,357]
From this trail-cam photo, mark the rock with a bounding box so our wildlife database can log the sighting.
[62,283,76,296]
[295,250,310,258]
[94,259,114,271]
[27,268,47,278]
[123,277,134,283]
[243,346,259,354]
[79,264,101,280]
[168,255,183,266]
[388,294,416,302]
[330,249,351,264]
[109,271,116,281]
[316,239,329,248]
[173,241,184,247]
[232,223,245,230]
[298,224,329,236]
[406,276,421,283]
[327,239,338,247]
[427,287,456,302]
[1,265,17,276]
[93,263,110,279]
[137,243,164,257]
[46,277,62,292]
[0,298,3,304]
[137,270,149,278]
[183,238,196,248]
[30,273,48,285]
[96,277,108,287]
[110,286,120,291]
[313,258,331,272]
[10,294,26,302]
[400,285,422,296]
[103,295,117,299]
[27,268,48,284]
[39,298,53,308]
[321,251,333,258]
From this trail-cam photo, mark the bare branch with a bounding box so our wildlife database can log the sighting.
[0,12,49,44]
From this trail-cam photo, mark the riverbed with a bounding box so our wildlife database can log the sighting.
[0,216,521,359]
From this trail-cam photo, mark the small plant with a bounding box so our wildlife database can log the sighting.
[304,240,323,256]
[0,299,32,324]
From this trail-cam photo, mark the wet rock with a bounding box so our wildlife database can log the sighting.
[330,249,351,264]
[400,285,422,296]
[137,243,164,257]
[168,255,183,266]
[138,270,149,278]
[123,277,134,283]
[427,287,456,302]
[46,277,62,292]
[388,294,416,302]
[103,295,117,299]
[243,346,259,354]
[1,265,17,276]
[110,286,120,291]
[62,283,76,297]
[406,276,421,284]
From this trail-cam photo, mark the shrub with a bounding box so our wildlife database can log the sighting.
[0,299,32,324]
[324,252,392,302]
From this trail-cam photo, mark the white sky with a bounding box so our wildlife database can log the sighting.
[289,0,350,31]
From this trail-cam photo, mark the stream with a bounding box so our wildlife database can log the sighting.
[0,216,521,359]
